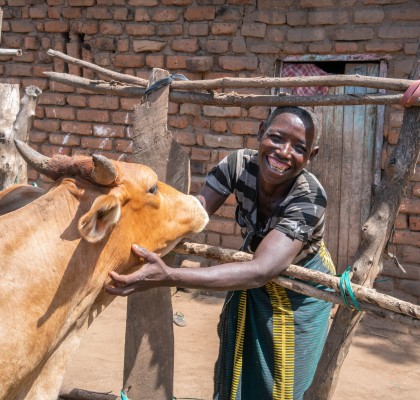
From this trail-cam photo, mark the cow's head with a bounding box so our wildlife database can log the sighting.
[15,140,208,255]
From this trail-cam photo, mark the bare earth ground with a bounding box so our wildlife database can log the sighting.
[62,291,419,400]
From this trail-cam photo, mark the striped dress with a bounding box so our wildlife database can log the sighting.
[206,149,335,400]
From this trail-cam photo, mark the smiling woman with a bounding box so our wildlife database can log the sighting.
[106,106,336,400]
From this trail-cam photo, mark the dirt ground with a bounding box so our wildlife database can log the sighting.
[62,291,419,400]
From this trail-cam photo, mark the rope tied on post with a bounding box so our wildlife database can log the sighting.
[338,266,362,311]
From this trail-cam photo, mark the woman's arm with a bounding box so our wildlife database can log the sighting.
[105,229,304,296]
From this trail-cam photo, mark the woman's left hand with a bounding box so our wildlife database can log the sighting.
[104,244,170,296]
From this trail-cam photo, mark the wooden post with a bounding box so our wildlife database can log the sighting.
[0,85,41,190]
[123,68,190,400]
[304,46,420,400]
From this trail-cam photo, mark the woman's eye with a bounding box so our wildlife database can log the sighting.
[148,184,158,195]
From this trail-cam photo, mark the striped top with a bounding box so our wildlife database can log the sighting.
[206,149,327,265]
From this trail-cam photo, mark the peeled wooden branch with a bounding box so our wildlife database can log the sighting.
[47,50,413,92]
[47,49,148,87]
[59,386,120,400]
[173,242,420,321]
[0,49,22,56]
[44,72,420,107]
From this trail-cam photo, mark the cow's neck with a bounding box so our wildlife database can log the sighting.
[0,180,129,400]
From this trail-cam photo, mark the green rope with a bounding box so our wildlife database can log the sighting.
[338,266,362,311]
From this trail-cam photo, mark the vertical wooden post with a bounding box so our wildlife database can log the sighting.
[123,68,190,400]
[305,47,420,400]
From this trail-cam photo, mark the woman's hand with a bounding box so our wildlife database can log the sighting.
[104,244,170,296]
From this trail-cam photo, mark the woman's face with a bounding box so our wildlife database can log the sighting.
[257,112,317,187]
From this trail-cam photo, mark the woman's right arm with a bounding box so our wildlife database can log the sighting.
[196,184,228,216]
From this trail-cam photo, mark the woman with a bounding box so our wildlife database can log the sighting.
[106,106,335,400]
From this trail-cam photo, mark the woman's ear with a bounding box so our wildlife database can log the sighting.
[309,146,319,161]
[257,121,266,141]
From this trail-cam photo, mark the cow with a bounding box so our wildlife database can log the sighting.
[0,184,44,216]
[0,140,209,400]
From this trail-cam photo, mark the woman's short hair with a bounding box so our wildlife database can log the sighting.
[264,106,321,147]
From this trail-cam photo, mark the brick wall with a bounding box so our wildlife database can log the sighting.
[0,0,419,309]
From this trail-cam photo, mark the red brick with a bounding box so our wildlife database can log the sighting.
[300,0,333,6]
[168,115,189,129]
[65,95,86,107]
[185,6,215,21]
[168,102,179,115]
[29,5,48,19]
[39,92,66,106]
[354,7,384,23]
[117,39,130,52]
[309,41,333,53]
[409,216,420,231]
[394,213,408,230]
[189,23,209,36]
[45,107,75,120]
[191,147,211,161]
[162,0,192,4]
[128,0,157,5]
[308,10,348,25]
[132,8,149,22]
[5,64,32,77]
[167,55,188,69]
[111,111,133,125]
[87,96,119,110]
[33,119,60,132]
[230,120,260,135]
[114,54,145,68]
[171,129,196,146]
[241,22,266,38]
[133,40,166,52]
[62,7,82,19]
[219,56,258,71]
[2,35,22,49]
[402,245,420,264]
[114,7,130,20]
[399,199,420,215]
[126,24,155,36]
[334,27,374,41]
[81,137,113,150]
[246,136,259,150]
[171,39,199,53]
[77,109,109,123]
[151,8,179,22]
[120,98,140,111]
[253,9,286,25]
[71,20,98,34]
[100,22,123,35]
[211,120,227,133]
[378,25,420,40]
[50,133,80,146]
[30,131,48,143]
[205,232,220,246]
[62,121,93,135]
[86,6,112,19]
[203,106,241,118]
[18,52,36,63]
[47,6,61,19]
[413,183,420,198]
[249,42,281,54]
[145,54,165,68]
[156,24,183,36]
[288,27,326,42]
[287,11,307,26]
[385,5,420,21]
[115,139,133,153]
[44,21,69,33]
[93,124,125,138]
[186,56,213,72]
[335,42,359,53]
[365,41,403,53]
[69,0,95,5]
[206,218,236,234]
[404,43,419,56]
[221,235,243,250]
[204,133,243,149]
[211,22,238,35]
[10,20,35,33]
[41,145,72,157]
[393,230,420,247]
[180,103,201,116]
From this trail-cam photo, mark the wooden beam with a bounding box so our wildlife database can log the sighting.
[43,72,420,107]
[304,45,420,400]
[173,242,420,323]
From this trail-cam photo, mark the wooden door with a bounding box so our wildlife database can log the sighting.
[309,63,380,273]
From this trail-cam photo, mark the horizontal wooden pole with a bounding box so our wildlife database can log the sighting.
[0,48,22,56]
[59,386,120,400]
[46,49,412,92]
[44,72,420,107]
[173,242,420,324]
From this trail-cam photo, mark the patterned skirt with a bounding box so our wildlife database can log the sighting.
[213,250,335,400]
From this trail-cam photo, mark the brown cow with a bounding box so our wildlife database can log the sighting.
[0,141,208,400]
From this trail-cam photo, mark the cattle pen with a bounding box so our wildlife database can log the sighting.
[1,37,420,400]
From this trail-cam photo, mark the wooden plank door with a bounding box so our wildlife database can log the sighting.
[310,63,379,273]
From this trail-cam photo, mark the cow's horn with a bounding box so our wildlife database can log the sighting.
[91,154,118,185]
[14,139,59,180]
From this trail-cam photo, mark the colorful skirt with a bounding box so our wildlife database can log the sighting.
[213,250,335,400]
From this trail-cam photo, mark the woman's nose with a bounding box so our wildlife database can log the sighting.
[276,141,292,157]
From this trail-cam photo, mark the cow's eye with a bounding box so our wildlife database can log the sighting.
[148,184,158,195]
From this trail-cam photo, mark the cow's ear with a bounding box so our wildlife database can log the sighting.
[78,195,121,243]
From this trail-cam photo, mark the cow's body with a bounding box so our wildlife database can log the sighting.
[0,146,208,400]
